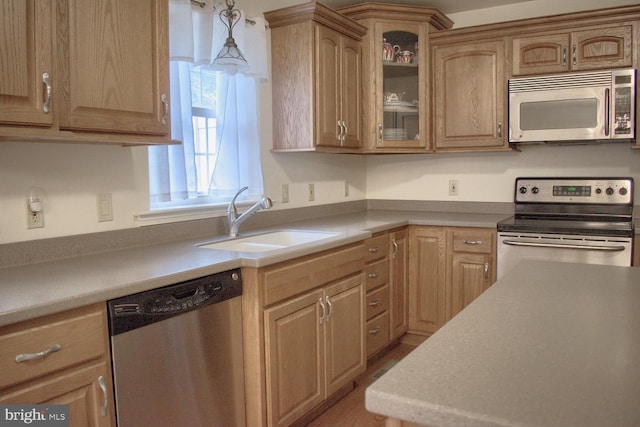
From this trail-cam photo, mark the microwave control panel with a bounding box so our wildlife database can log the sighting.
[613,69,635,137]
[515,177,633,204]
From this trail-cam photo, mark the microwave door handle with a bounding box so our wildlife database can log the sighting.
[604,88,610,137]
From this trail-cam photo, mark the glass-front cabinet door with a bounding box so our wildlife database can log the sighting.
[376,22,426,150]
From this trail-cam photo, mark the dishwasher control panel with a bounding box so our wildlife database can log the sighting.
[107,269,242,336]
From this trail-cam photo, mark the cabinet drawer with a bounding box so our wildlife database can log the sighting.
[366,285,389,320]
[366,312,390,357]
[451,228,495,254]
[365,259,389,291]
[262,243,365,306]
[0,304,107,390]
[364,235,389,263]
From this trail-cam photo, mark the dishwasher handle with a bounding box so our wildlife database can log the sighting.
[502,239,627,252]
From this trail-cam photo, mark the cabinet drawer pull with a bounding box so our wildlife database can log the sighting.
[378,123,383,143]
[161,93,169,125]
[15,343,62,363]
[368,326,381,335]
[463,240,483,245]
[368,272,379,279]
[368,299,381,307]
[98,375,108,417]
[319,297,326,325]
[368,247,379,253]
[392,238,398,258]
[42,72,52,114]
[572,44,577,65]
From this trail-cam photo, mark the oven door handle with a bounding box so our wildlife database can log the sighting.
[502,239,627,252]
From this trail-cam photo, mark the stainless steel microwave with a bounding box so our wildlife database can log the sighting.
[509,69,635,143]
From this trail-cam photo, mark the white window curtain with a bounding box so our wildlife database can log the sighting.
[149,0,268,208]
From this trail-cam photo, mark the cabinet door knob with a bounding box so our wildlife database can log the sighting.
[15,343,61,363]
[42,73,52,114]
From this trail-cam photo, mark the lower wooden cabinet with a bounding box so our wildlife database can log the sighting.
[243,242,366,427]
[409,226,496,336]
[0,303,115,427]
[264,274,365,427]
[389,229,409,340]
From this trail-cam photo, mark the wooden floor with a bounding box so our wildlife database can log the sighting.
[306,343,417,427]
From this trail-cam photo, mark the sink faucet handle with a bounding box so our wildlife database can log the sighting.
[229,186,249,216]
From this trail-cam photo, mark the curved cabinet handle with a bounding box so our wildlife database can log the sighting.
[562,46,567,67]
[368,272,379,279]
[497,121,502,139]
[392,238,398,259]
[342,121,348,139]
[378,124,383,143]
[15,343,61,363]
[368,299,381,307]
[161,93,169,125]
[319,297,326,325]
[98,375,108,417]
[325,296,333,322]
[572,44,577,65]
[368,326,381,335]
[484,262,489,283]
[368,247,379,253]
[42,73,52,114]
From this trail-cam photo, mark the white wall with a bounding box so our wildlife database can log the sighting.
[366,144,640,202]
[0,0,636,244]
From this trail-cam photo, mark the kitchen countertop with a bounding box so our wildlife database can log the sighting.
[366,260,640,427]
[0,209,508,327]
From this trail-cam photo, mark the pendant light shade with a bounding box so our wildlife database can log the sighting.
[211,0,249,74]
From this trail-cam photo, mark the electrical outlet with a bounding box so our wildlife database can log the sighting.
[449,180,460,196]
[308,183,315,201]
[97,193,114,222]
[26,202,44,229]
[344,181,349,197]
[281,184,289,203]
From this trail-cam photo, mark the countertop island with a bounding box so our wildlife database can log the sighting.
[366,261,640,427]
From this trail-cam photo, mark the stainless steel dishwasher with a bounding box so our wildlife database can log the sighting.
[107,269,245,427]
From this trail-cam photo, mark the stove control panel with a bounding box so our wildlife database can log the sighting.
[515,178,633,204]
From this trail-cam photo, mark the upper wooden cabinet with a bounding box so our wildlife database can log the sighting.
[265,3,366,152]
[0,0,172,145]
[432,39,510,151]
[512,24,634,76]
[0,0,54,128]
[339,3,453,152]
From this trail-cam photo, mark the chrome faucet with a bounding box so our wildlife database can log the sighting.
[227,187,273,238]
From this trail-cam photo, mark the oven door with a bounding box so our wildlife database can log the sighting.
[497,232,632,279]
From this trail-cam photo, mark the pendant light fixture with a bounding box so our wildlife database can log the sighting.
[211,0,249,74]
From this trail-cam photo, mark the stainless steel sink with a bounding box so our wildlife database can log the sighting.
[197,230,341,253]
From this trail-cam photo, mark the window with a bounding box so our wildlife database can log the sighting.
[146,1,268,217]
